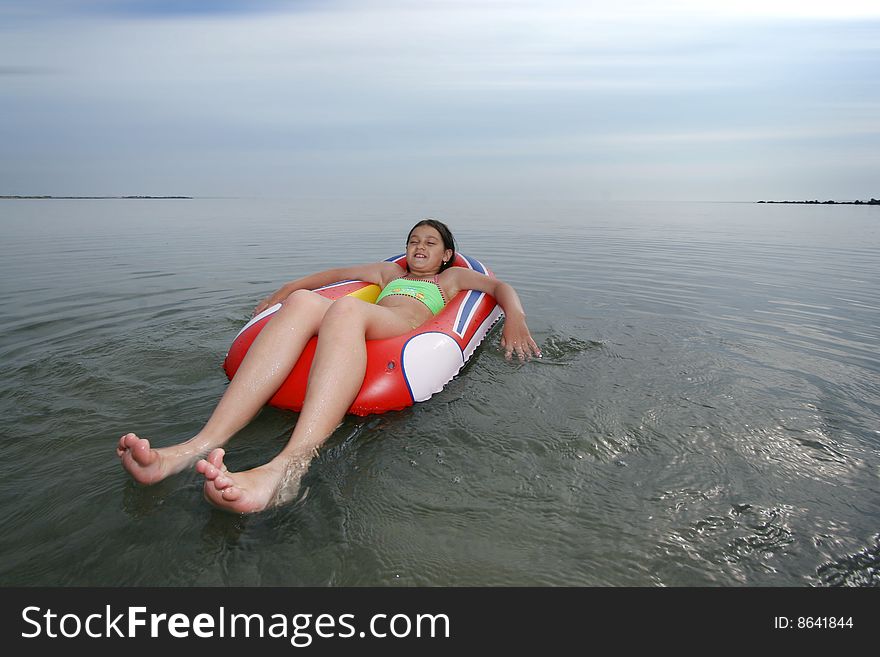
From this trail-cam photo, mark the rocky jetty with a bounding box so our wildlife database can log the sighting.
[757,198,879,205]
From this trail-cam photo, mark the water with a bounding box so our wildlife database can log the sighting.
[0,198,878,586]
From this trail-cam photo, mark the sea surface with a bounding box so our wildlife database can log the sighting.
[0,198,878,586]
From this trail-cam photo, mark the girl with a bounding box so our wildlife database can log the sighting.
[117,219,541,513]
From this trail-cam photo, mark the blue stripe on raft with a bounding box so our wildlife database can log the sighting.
[462,254,485,274]
[400,335,417,404]
[385,253,406,262]
[455,290,482,335]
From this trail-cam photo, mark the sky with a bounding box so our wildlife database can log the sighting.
[2,0,879,201]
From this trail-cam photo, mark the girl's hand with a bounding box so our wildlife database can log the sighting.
[252,297,274,317]
[500,316,542,361]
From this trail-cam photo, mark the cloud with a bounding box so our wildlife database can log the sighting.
[0,66,59,76]
[7,0,880,25]
[0,0,308,22]
[1,2,879,199]
[595,122,880,146]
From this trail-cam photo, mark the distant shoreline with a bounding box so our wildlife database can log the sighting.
[0,195,193,200]
[757,198,879,205]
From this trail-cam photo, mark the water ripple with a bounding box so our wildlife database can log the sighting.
[816,534,880,586]
[2,199,879,586]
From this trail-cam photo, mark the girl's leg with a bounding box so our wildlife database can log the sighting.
[197,297,414,512]
[118,290,332,484]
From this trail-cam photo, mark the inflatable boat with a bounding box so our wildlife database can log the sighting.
[223,252,503,415]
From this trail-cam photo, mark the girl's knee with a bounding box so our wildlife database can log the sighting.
[274,291,330,330]
[326,295,363,316]
[321,296,365,327]
[280,289,328,314]
[282,289,316,305]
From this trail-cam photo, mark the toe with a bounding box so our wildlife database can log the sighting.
[202,462,221,481]
[221,487,242,502]
[214,473,234,490]
[130,440,154,465]
[207,448,225,468]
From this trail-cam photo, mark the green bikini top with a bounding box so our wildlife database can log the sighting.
[376,275,447,315]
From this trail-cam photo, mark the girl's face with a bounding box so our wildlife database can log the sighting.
[406,225,453,274]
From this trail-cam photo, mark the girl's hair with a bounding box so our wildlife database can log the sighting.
[407,219,457,272]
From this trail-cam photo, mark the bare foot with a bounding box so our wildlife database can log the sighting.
[117,432,204,485]
[196,448,309,513]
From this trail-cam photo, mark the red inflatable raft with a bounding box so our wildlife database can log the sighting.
[223,252,503,416]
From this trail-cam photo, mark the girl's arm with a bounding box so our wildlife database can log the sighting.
[443,268,542,361]
[253,261,402,316]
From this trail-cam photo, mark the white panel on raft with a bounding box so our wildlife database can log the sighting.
[402,332,465,402]
[232,303,281,341]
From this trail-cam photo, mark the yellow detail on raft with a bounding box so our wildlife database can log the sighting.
[346,284,381,304]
